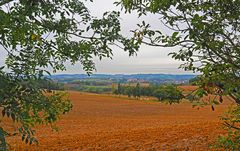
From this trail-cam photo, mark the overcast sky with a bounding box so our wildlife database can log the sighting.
[0,0,195,75]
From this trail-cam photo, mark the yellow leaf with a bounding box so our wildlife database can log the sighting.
[31,34,37,40]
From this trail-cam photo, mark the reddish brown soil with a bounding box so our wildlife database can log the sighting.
[9,88,235,151]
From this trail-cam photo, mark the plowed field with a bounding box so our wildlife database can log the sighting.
[9,88,235,151]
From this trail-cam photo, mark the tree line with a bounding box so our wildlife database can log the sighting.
[113,83,184,104]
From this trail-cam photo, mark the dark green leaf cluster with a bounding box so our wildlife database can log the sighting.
[0,70,72,149]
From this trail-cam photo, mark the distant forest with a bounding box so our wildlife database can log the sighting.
[42,75,196,102]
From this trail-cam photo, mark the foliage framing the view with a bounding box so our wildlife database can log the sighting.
[118,0,240,149]
[0,0,140,149]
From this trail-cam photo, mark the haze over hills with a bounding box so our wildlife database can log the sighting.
[49,74,196,84]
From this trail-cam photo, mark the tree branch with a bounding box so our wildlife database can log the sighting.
[141,39,194,47]
[223,121,240,130]
[229,93,240,105]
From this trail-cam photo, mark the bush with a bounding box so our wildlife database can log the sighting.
[153,85,184,104]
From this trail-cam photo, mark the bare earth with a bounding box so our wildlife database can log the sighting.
[9,88,235,151]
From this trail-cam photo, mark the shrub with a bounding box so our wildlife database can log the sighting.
[153,85,184,104]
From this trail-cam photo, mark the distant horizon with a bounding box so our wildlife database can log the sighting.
[49,73,199,76]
